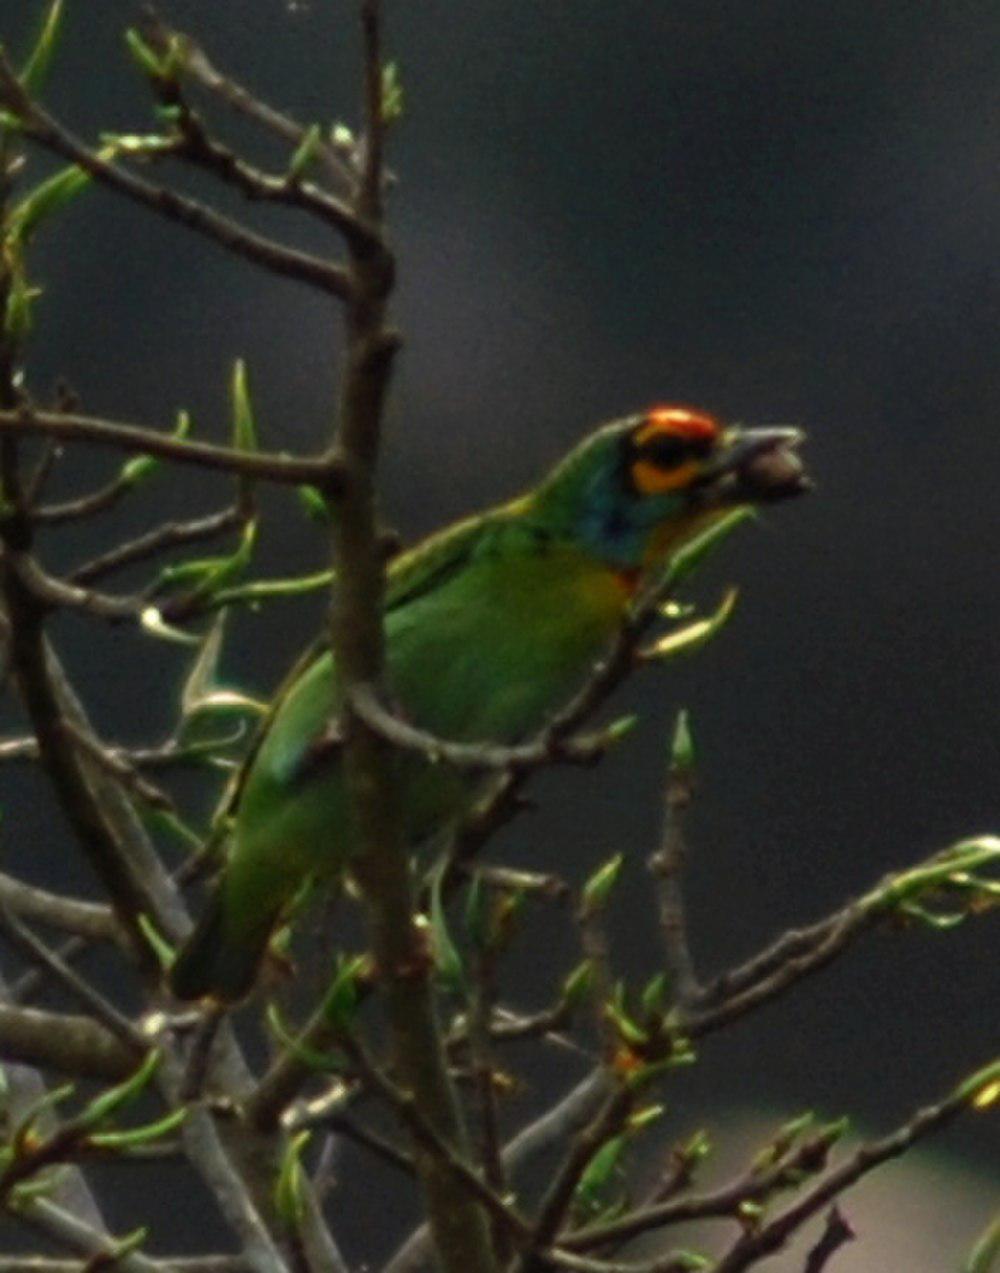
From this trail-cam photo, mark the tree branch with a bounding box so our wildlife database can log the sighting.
[0,408,344,489]
[0,53,353,301]
[0,1002,136,1080]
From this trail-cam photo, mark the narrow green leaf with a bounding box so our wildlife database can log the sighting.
[88,1106,187,1150]
[274,1130,311,1229]
[575,1134,626,1209]
[561,960,594,1011]
[656,507,755,594]
[3,264,42,342]
[641,971,670,1019]
[965,1212,1000,1273]
[670,709,695,773]
[230,359,258,453]
[288,123,322,180]
[138,913,176,969]
[380,62,404,124]
[7,165,91,246]
[605,1000,648,1048]
[119,409,190,488]
[78,1051,161,1129]
[20,0,64,94]
[297,483,332,522]
[124,28,166,79]
[429,858,464,990]
[582,853,624,915]
[463,873,488,948]
[643,587,739,663]
[266,1003,345,1073]
[321,955,367,1033]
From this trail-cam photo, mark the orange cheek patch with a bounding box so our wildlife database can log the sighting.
[631,457,702,495]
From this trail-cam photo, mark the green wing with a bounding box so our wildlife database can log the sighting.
[221,499,527,805]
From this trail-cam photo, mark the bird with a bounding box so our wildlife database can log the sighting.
[170,405,808,1002]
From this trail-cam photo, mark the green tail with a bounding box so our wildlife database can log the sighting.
[169,886,275,1003]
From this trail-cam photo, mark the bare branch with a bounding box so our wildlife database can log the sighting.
[70,505,242,586]
[0,54,353,300]
[139,9,354,189]
[0,408,344,489]
[12,1197,163,1273]
[803,1207,854,1273]
[0,1002,136,1080]
[0,902,143,1047]
[713,1062,999,1272]
[0,872,118,943]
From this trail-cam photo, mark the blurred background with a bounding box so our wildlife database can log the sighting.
[0,1,997,1267]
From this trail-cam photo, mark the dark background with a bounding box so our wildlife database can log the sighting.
[0,1,997,1267]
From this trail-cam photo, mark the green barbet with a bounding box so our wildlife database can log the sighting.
[171,406,808,1001]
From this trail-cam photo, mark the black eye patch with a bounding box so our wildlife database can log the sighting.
[634,431,714,468]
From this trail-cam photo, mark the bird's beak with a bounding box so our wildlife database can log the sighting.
[699,425,811,504]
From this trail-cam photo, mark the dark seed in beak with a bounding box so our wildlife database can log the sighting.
[737,444,811,501]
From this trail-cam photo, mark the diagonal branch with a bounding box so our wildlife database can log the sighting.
[0,53,353,301]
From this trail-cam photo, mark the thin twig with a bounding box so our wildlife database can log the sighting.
[647,733,699,1006]
[802,1207,854,1272]
[0,53,353,301]
[70,505,242,586]
[0,1001,136,1080]
[0,873,118,943]
[0,408,344,488]
[139,9,354,189]
[713,1062,999,1272]
[0,902,144,1048]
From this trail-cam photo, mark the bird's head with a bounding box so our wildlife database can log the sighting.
[533,405,810,570]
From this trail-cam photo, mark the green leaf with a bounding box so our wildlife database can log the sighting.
[955,1058,1000,1108]
[3,263,42,342]
[661,507,755,590]
[88,1106,187,1150]
[7,165,92,246]
[124,28,166,80]
[274,1130,311,1230]
[627,1103,665,1133]
[297,483,333,522]
[561,960,594,1011]
[77,1051,161,1130]
[463,873,488,948]
[321,955,368,1033]
[20,0,64,94]
[0,109,26,134]
[380,62,404,124]
[965,1212,1000,1273]
[230,359,258,453]
[605,1000,648,1048]
[669,709,695,773]
[641,971,670,1019]
[574,1134,626,1212]
[138,913,176,970]
[140,605,202,646]
[266,1003,345,1073]
[120,409,190,488]
[429,858,464,990]
[288,123,322,180]
[581,853,624,916]
[642,588,739,663]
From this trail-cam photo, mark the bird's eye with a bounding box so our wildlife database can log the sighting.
[635,432,689,470]
[626,406,721,495]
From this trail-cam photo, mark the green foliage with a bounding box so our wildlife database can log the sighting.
[274,1130,312,1229]
[581,853,624,917]
[19,0,64,94]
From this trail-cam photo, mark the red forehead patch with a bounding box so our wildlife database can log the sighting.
[644,405,721,442]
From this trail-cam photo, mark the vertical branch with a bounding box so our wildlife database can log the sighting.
[647,712,700,1006]
[326,4,494,1271]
